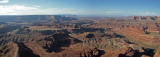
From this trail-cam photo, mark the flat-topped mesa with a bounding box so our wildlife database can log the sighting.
[0,15,78,22]
[48,15,78,21]
[131,16,160,21]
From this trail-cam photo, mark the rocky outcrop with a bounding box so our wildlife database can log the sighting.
[80,48,104,57]
[118,47,154,57]
[0,42,39,57]
[119,47,142,57]
[32,32,82,53]
[154,47,160,57]
[0,34,45,46]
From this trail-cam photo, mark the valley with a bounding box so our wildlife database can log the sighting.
[0,15,160,57]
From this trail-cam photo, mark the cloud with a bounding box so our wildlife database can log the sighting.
[0,5,38,15]
[106,11,122,14]
[0,0,9,3]
[104,11,123,15]
[0,5,84,15]
[145,12,157,15]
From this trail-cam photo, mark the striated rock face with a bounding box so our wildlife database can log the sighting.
[30,32,82,53]
[154,47,160,57]
[0,34,45,46]
[0,42,18,57]
[0,42,39,57]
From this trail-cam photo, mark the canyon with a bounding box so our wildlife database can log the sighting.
[0,15,160,57]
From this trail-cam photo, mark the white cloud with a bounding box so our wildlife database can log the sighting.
[0,5,84,15]
[0,0,9,3]
[104,11,123,15]
[106,11,122,14]
[0,5,38,15]
[145,12,157,15]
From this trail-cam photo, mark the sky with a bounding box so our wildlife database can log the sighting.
[0,0,160,16]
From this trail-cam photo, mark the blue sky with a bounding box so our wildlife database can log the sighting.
[0,0,160,16]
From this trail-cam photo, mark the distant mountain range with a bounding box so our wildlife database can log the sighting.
[131,16,160,21]
[0,15,78,22]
